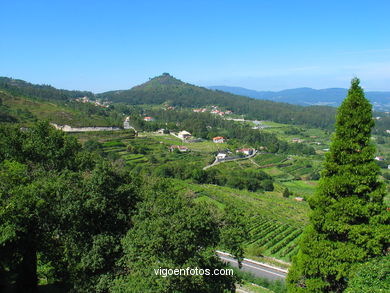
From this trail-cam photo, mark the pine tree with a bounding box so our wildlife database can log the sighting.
[287,78,390,292]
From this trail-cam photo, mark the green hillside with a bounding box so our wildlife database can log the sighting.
[0,77,94,101]
[0,89,119,127]
[99,73,337,129]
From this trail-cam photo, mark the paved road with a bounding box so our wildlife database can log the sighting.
[203,150,258,170]
[216,251,288,281]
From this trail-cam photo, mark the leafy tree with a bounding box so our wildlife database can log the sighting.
[262,179,274,191]
[84,139,104,155]
[0,122,143,292]
[287,78,390,292]
[376,136,385,144]
[53,162,143,292]
[112,181,238,292]
[283,188,290,198]
[0,122,82,292]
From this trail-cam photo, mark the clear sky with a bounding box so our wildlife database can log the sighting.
[1,0,390,92]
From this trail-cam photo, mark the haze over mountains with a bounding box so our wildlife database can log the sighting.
[209,86,390,112]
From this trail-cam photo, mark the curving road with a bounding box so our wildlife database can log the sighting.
[216,251,288,281]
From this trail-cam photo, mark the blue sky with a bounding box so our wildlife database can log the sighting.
[1,0,390,92]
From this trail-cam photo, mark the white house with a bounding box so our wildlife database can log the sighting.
[178,131,192,140]
[144,116,154,122]
[216,153,227,160]
[375,156,384,161]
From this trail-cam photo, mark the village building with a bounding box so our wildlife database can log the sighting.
[216,153,227,160]
[178,130,192,140]
[374,156,384,161]
[143,116,154,121]
[213,136,225,143]
[169,145,189,152]
[236,148,254,156]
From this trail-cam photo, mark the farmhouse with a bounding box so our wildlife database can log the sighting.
[213,136,225,143]
[178,131,192,140]
[236,148,254,156]
[169,145,189,152]
[216,153,227,160]
[374,156,384,161]
[294,197,304,202]
[143,116,154,121]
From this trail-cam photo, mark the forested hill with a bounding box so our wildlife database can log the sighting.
[0,86,121,127]
[99,73,337,129]
[209,85,390,111]
[0,77,94,101]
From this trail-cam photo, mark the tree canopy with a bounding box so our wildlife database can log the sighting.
[287,78,390,292]
[0,121,245,292]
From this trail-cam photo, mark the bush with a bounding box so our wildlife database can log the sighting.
[246,245,265,257]
[232,268,287,293]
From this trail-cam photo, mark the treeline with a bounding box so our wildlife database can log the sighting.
[372,116,390,136]
[152,161,274,192]
[126,108,316,155]
[0,77,94,102]
[99,73,337,129]
[0,121,247,292]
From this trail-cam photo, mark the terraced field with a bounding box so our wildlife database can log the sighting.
[246,216,303,261]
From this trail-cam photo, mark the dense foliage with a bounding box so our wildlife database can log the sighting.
[287,79,390,292]
[112,184,239,292]
[345,255,390,292]
[0,122,244,292]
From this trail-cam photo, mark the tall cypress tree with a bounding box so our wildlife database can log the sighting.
[287,78,390,292]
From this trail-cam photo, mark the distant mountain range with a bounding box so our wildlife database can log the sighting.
[209,86,390,112]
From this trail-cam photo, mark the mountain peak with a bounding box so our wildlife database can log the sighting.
[136,73,184,89]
